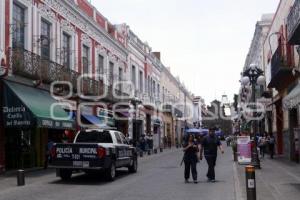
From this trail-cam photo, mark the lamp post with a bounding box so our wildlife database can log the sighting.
[175,113,179,148]
[241,63,265,169]
[130,97,142,147]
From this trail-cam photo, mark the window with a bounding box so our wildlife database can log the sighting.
[115,132,122,144]
[109,61,114,85]
[162,86,165,102]
[62,32,71,69]
[118,67,123,91]
[139,70,143,93]
[153,80,156,97]
[41,20,51,59]
[98,55,104,75]
[12,3,25,48]
[76,131,113,143]
[119,133,128,144]
[157,83,160,99]
[82,45,89,74]
[131,65,136,89]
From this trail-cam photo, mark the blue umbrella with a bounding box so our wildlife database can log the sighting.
[200,128,209,136]
[186,128,201,133]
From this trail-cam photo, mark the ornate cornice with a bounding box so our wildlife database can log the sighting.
[60,19,75,33]
[81,33,92,46]
[38,3,57,21]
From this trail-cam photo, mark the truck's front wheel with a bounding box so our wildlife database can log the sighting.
[59,169,72,180]
[128,157,138,173]
[105,161,116,181]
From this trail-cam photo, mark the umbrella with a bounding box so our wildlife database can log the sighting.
[186,128,202,133]
[200,128,209,136]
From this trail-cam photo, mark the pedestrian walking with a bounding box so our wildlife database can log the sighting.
[44,138,54,169]
[200,127,224,182]
[182,134,199,184]
[258,133,267,158]
[267,133,276,159]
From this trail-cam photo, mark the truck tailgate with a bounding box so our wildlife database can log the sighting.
[51,143,105,169]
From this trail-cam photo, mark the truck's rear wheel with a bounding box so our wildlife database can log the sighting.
[105,161,116,181]
[59,169,72,180]
[128,157,138,173]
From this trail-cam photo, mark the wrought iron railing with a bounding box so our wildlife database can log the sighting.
[8,47,102,96]
[270,46,287,79]
[287,0,300,43]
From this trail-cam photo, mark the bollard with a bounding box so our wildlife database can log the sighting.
[148,150,151,155]
[245,165,256,200]
[17,169,25,186]
[154,149,158,154]
[234,152,238,162]
[160,148,163,153]
[139,151,143,157]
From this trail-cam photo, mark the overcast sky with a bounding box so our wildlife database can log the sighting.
[92,0,279,105]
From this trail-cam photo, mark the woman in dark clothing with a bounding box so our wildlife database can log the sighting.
[183,134,199,183]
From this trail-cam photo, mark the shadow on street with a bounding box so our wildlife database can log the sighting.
[49,169,132,186]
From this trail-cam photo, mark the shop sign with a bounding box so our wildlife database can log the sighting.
[38,119,74,129]
[2,105,32,127]
[237,136,251,164]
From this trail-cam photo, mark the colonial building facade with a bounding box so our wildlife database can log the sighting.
[0,0,200,173]
[239,0,300,162]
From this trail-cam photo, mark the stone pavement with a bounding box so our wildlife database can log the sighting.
[0,147,236,200]
[234,156,300,200]
[0,148,173,192]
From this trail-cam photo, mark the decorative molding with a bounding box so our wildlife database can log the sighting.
[95,45,107,55]
[81,33,92,46]
[43,0,127,62]
[18,0,32,7]
[38,3,56,21]
[60,19,75,33]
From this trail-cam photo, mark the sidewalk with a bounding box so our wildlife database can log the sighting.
[234,156,300,200]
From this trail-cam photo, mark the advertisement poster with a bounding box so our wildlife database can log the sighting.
[237,136,251,164]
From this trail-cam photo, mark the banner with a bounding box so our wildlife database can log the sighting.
[237,136,251,164]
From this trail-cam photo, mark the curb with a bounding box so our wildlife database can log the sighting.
[233,162,244,200]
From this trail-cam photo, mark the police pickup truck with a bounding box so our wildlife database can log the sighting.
[49,129,138,181]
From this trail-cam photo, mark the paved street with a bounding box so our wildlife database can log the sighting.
[0,147,236,200]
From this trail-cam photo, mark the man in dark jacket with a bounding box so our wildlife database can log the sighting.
[200,127,224,182]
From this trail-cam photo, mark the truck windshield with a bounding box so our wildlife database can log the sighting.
[75,131,113,143]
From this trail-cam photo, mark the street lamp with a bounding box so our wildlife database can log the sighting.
[241,63,265,169]
[130,97,142,147]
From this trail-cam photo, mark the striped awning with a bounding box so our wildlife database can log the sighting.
[283,83,300,110]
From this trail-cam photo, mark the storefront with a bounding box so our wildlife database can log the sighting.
[283,82,300,162]
[2,80,74,170]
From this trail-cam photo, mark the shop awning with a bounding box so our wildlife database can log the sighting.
[82,114,104,126]
[3,81,74,129]
[283,83,300,110]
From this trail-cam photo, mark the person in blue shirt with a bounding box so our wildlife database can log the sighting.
[200,127,224,182]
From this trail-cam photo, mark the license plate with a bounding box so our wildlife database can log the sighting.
[73,161,83,167]
[83,161,90,168]
[73,161,89,168]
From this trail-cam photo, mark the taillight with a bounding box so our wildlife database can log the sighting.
[97,147,106,158]
[50,146,57,158]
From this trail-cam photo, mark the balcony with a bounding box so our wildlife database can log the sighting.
[267,46,295,90]
[287,0,300,44]
[8,48,101,96]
